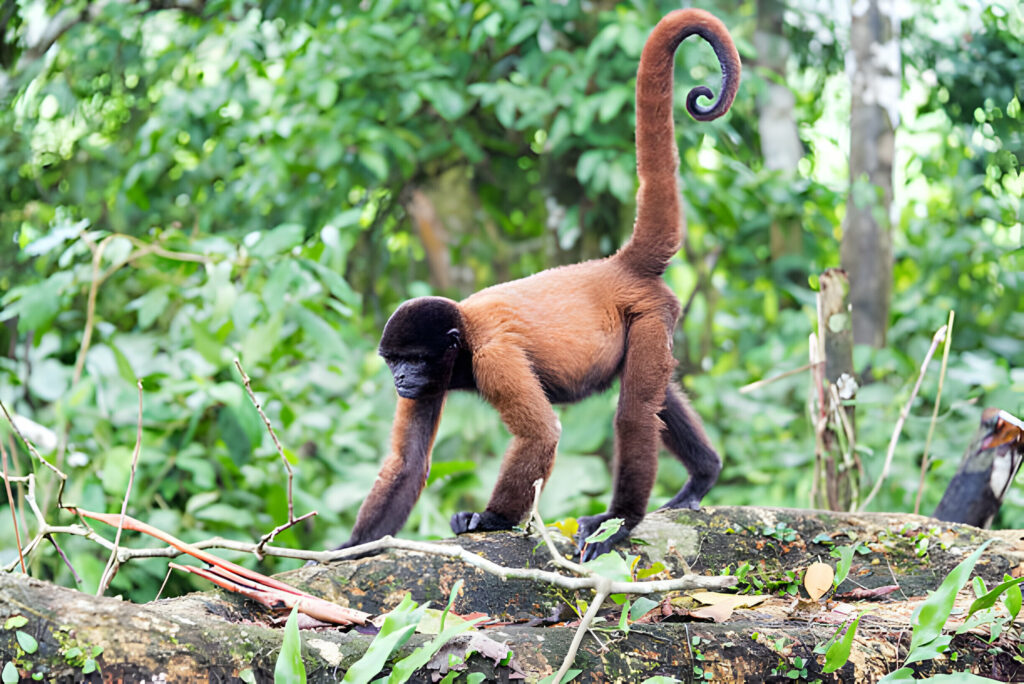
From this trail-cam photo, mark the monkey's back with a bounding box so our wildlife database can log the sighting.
[458,256,678,402]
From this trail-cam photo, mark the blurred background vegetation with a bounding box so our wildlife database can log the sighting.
[0,0,1020,602]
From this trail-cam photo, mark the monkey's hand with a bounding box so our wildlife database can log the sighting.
[450,510,517,535]
[576,513,632,562]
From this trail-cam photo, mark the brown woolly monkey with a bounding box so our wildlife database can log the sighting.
[337,9,740,561]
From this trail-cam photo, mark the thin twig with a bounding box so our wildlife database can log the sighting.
[1,467,736,589]
[1,438,26,573]
[46,535,81,584]
[323,537,736,594]
[98,380,144,595]
[828,384,860,511]
[554,586,610,684]
[527,480,609,650]
[73,234,114,387]
[254,511,318,560]
[914,310,955,515]
[739,362,816,395]
[808,333,825,508]
[528,479,591,576]
[860,324,948,511]
[0,399,66,483]
[234,358,303,542]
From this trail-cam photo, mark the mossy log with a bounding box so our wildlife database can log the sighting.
[1,507,1022,682]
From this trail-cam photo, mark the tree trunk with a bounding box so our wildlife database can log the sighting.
[816,268,857,510]
[755,0,805,260]
[841,0,899,348]
[2,508,1023,682]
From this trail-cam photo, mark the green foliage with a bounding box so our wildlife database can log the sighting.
[876,540,995,682]
[0,0,1020,604]
[832,544,857,588]
[274,606,306,684]
[342,594,424,684]
[821,616,860,674]
[538,668,583,684]
[386,580,481,683]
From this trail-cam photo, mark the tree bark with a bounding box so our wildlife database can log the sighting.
[2,507,1023,682]
[841,0,899,348]
[816,268,857,510]
[755,0,806,261]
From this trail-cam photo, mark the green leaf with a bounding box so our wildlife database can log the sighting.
[420,83,468,121]
[2,662,18,684]
[915,674,1017,683]
[597,88,630,123]
[639,678,683,684]
[15,631,38,654]
[82,658,97,674]
[822,615,859,673]
[3,616,27,630]
[316,80,339,110]
[878,668,916,683]
[537,669,582,684]
[909,539,994,653]
[274,606,306,684]
[905,634,951,664]
[629,597,659,621]
[1004,580,1022,621]
[834,544,856,587]
[342,594,425,684]
[583,518,624,544]
[635,562,667,580]
[386,613,481,682]
[507,16,540,46]
[582,551,631,581]
[250,224,306,259]
[965,576,1024,620]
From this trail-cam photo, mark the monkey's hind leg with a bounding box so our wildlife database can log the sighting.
[659,384,721,510]
[450,344,560,536]
[577,317,675,561]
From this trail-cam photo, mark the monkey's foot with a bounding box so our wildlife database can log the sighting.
[660,480,710,510]
[659,495,702,510]
[450,510,517,535]
[576,513,632,562]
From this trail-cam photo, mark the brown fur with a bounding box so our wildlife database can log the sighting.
[335,10,740,559]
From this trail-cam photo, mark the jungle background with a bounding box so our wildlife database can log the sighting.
[0,0,1020,605]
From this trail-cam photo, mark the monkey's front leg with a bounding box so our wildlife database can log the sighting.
[450,347,560,536]
[333,396,445,555]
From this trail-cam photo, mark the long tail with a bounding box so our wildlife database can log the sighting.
[616,9,740,277]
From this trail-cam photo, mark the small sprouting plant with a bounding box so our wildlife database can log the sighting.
[762,522,798,543]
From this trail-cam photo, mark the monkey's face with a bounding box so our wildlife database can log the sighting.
[379,297,463,399]
[383,355,447,399]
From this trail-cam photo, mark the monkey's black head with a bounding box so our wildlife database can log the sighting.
[379,297,464,399]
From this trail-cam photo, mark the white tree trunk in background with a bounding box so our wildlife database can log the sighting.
[842,0,901,348]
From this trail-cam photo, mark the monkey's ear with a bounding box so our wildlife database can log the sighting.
[446,328,461,349]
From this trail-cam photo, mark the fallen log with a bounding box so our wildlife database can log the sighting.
[2,507,1023,682]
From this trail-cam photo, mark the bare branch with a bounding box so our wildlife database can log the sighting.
[98,379,145,595]
[860,323,948,510]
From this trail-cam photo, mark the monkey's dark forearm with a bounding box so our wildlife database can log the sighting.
[337,396,444,549]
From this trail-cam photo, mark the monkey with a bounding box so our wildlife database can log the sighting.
[335,9,740,561]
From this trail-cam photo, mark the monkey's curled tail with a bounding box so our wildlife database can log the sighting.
[617,9,740,277]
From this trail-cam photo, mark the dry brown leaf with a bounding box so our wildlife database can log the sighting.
[688,592,769,610]
[804,561,834,601]
[690,603,734,622]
